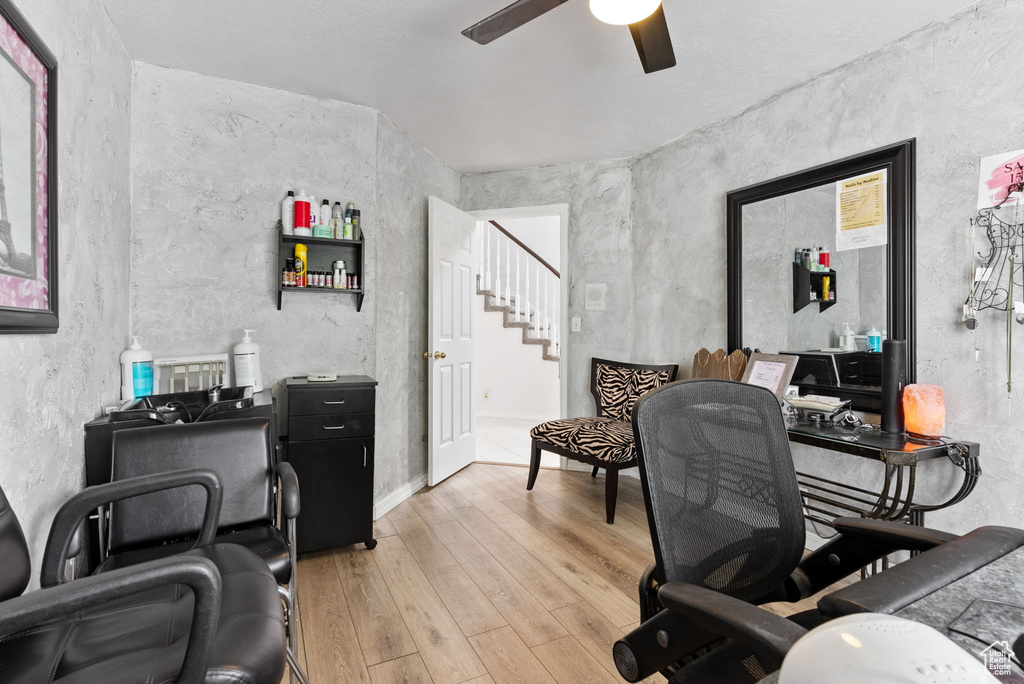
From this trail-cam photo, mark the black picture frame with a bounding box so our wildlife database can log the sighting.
[726,140,916,410]
[0,0,58,334]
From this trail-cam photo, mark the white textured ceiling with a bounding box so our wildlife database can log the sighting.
[101,0,977,173]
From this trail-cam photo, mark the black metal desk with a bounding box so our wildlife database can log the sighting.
[786,423,981,528]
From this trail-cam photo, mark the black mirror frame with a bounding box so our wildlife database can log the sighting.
[726,139,916,403]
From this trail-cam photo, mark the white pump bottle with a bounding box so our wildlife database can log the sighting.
[120,335,154,401]
[233,329,263,392]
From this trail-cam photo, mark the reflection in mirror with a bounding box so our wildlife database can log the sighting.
[741,180,887,398]
[727,140,915,414]
[742,182,887,355]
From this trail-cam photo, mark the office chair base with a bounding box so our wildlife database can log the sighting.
[286,648,311,684]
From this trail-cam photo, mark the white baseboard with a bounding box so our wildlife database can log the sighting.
[374,475,427,520]
[477,410,553,422]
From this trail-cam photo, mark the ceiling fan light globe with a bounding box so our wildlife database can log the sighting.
[589,0,662,25]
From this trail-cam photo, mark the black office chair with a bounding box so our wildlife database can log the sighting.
[613,379,991,683]
[0,470,287,683]
[91,418,307,683]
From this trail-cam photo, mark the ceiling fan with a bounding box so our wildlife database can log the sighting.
[461,0,676,74]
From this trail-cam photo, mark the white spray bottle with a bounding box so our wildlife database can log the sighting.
[233,329,263,392]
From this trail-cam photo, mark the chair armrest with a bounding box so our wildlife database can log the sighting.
[789,519,960,600]
[0,555,221,684]
[658,582,807,665]
[277,461,301,520]
[818,525,1024,617]
[41,469,223,587]
[832,517,958,551]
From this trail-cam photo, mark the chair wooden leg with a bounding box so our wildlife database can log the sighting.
[605,468,619,524]
[527,440,542,490]
[591,466,599,478]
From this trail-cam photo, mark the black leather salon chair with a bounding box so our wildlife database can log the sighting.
[92,418,307,682]
[0,470,286,683]
[612,379,1012,683]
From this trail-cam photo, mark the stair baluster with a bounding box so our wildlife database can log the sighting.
[544,270,550,342]
[485,223,491,291]
[524,257,530,327]
[552,284,558,358]
[535,264,541,336]
[494,227,502,305]
[515,247,521,323]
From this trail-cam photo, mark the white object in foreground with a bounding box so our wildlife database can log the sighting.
[778,614,1000,683]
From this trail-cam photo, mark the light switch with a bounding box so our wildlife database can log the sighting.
[585,283,607,311]
[571,316,582,332]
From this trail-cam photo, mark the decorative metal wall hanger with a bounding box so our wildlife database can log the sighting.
[964,181,1024,397]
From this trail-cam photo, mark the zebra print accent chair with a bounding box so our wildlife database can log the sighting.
[529,357,679,523]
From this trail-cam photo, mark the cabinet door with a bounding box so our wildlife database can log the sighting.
[287,438,373,553]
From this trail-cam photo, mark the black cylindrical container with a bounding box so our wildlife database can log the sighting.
[881,339,907,433]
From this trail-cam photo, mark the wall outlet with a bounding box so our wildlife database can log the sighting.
[571,316,582,332]
[585,283,607,311]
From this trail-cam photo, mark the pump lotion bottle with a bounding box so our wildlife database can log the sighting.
[233,329,263,392]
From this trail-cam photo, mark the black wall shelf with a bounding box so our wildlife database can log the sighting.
[793,263,837,313]
[278,231,365,312]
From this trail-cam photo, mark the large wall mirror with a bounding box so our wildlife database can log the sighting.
[727,140,916,412]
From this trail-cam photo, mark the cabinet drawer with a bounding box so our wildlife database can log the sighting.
[290,387,375,417]
[289,412,374,441]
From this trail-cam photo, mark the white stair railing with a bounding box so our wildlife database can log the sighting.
[480,221,561,358]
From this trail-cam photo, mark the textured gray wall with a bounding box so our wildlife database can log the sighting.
[0,0,132,571]
[630,0,1024,533]
[374,115,460,498]
[130,64,460,501]
[131,63,378,385]
[461,160,639,420]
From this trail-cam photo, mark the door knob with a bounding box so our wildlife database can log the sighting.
[423,352,431,359]
[434,351,446,360]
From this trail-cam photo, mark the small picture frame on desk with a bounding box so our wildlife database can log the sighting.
[740,352,799,402]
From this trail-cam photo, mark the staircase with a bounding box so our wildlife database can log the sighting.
[477,221,560,363]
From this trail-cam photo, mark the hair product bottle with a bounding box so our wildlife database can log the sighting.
[281,191,295,235]
[233,329,263,392]
[294,190,311,234]
[294,243,308,287]
[120,336,154,401]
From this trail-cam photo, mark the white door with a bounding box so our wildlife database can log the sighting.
[427,196,478,486]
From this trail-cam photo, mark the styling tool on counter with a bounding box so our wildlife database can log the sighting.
[307,372,338,382]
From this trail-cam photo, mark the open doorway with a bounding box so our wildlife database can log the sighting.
[469,205,569,470]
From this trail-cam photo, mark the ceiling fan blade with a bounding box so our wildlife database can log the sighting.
[629,4,676,73]
[462,0,571,45]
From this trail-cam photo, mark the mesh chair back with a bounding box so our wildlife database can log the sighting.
[632,379,805,603]
[109,418,274,552]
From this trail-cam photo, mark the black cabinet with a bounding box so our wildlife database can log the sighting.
[286,376,377,554]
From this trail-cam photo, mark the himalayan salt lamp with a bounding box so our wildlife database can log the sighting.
[902,384,945,437]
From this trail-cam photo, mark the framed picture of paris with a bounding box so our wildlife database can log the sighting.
[0,0,57,333]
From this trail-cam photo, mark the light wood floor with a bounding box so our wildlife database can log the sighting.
[287,463,830,684]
